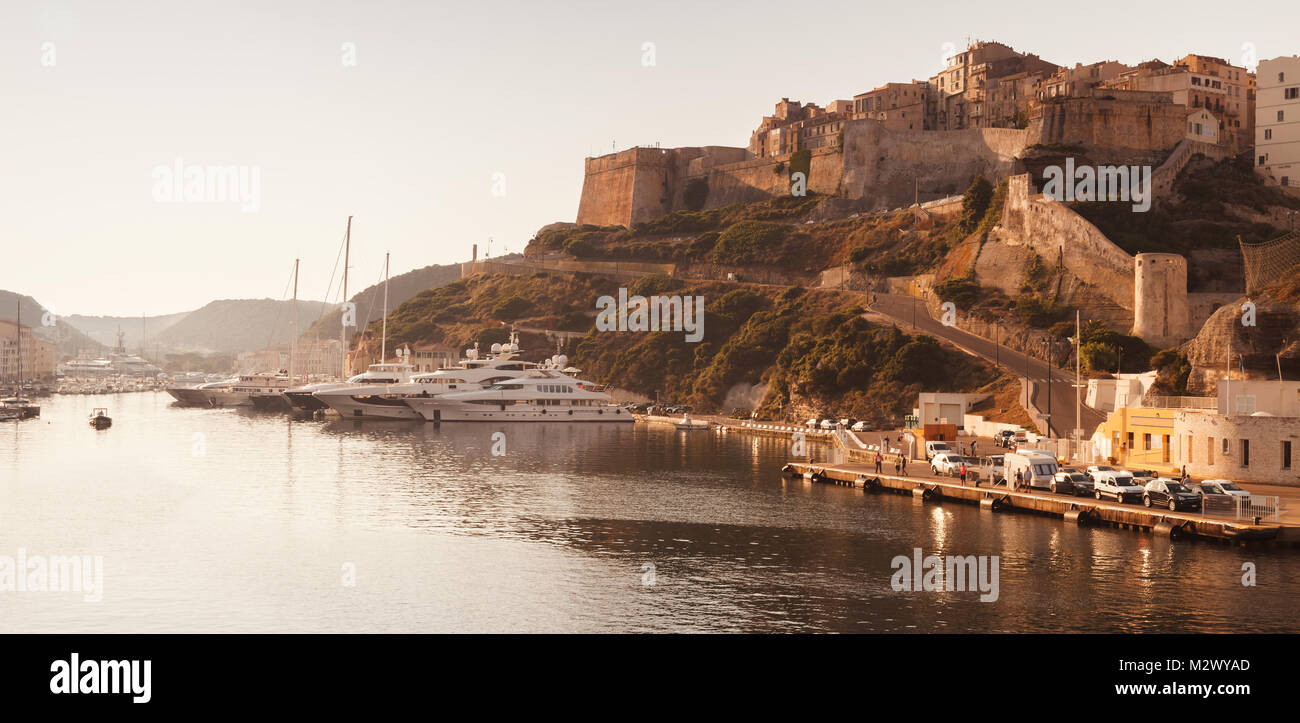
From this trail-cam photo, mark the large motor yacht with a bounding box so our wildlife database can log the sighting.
[283,363,415,412]
[166,377,238,406]
[402,369,631,423]
[313,337,540,420]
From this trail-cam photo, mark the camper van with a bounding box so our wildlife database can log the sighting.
[1003,450,1059,490]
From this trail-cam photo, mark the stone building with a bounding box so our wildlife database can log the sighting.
[852,82,929,130]
[1102,55,1255,152]
[928,40,1058,130]
[1039,61,1131,100]
[1255,55,1300,189]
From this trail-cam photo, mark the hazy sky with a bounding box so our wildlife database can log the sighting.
[3,0,1296,316]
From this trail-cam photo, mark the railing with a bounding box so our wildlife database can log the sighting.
[1202,494,1281,523]
[1143,396,1217,410]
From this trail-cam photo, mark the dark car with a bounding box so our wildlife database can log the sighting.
[1143,479,1202,512]
[1051,468,1094,496]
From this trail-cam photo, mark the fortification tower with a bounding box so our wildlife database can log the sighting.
[1131,253,1189,347]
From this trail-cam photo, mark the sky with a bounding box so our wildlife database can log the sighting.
[2,0,1297,316]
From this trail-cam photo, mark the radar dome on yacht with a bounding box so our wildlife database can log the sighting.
[556,355,568,366]
[491,343,502,354]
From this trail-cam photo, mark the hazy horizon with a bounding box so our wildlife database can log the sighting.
[4,0,1296,316]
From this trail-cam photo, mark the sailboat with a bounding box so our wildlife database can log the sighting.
[250,259,301,412]
[2,302,41,419]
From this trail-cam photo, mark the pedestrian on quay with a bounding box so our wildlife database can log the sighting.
[971,439,978,457]
[960,462,967,486]
[874,452,883,474]
[900,456,908,476]
[894,457,901,474]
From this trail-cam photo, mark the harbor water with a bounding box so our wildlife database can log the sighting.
[2,392,1296,633]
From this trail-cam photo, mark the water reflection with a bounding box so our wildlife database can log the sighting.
[0,392,1295,633]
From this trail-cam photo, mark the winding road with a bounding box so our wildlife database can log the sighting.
[864,292,1106,438]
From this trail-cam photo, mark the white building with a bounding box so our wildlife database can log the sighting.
[915,392,987,428]
[1256,55,1300,188]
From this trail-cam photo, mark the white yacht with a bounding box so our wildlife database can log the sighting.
[198,372,291,407]
[402,370,631,423]
[283,363,415,412]
[313,338,540,420]
[166,377,238,406]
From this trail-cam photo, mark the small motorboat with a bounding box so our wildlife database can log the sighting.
[675,414,705,430]
[0,408,20,421]
[88,408,112,429]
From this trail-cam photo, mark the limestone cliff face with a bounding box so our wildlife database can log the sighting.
[1181,294,1300,394]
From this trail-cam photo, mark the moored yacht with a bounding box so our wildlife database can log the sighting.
[402,369,631,423]
[313,338,540,420]
[166,377,237,406]
[284,363,415,412]
[0,397,40,420]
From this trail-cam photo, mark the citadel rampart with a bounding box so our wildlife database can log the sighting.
[576,120,1031,225]
[1027,90,1187,156]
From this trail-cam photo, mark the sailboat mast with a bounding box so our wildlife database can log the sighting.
[381,252,390,362]
[341,215,351,380]
[15,302,21,390]
[291,258,299,384]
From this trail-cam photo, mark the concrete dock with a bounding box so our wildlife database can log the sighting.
[785,461,1291,545]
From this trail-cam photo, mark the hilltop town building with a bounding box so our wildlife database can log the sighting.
[1255,55,1300,189]
[852,82,929,131]
[928,40,1058,130]
[1102,54,1255,152]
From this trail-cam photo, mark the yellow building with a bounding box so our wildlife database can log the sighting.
[1089,406,1181,472]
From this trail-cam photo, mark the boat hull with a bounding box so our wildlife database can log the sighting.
[319,394,422,420]
[405,401,633,423]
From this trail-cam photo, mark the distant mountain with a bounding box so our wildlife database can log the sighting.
[63,312,190,351]
[0,290,102,358]
[154,298,334,355]
[302,257,501,341]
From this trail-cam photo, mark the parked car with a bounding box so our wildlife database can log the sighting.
[1129,470,1159,487]
[1192,479,1251,499]
[819,419,836,430]
[924,441,952,460]
[805,418,819,428]
[1052,468,1094,496]
[1085,465,1117,482]
[979,455,1006,486]
[930,453,969,477]
[1094,470,1144,503]
[993,430,1016,448]
[850,421,870,433]
[1143,478,1202,511]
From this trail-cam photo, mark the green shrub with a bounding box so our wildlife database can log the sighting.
[712,220,788,264]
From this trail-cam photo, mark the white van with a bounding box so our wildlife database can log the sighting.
[1003,450,1058,489]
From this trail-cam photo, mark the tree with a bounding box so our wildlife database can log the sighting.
[961,174,995,232]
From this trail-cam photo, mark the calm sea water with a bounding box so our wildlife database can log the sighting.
[1,392,1296,633]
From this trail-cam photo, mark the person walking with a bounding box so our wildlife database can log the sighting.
[971,439,978,457]
[900,456,908,476]
[1014,469,1024,491]
[959,462,967,486]
[874,452,883,474]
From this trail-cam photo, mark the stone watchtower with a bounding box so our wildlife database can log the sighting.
[1131,253,1189,348]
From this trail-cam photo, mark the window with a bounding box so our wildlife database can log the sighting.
[1284,177,1291,187]
[1143,433,1152,450]
[1208,437,1215,465]
[1186,435,1193,464]
[1283,441,1292,470]
[1260,155,1268,167]
[1241,439,1250,467]
[1265,129,1273,140]
[1279,110,1286,122]
[1287,88,1300,100]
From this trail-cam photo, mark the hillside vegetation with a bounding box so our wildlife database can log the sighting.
[361,271,1006,425]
